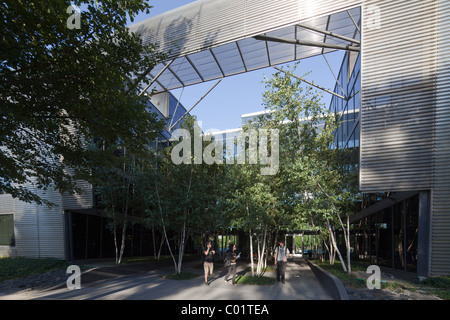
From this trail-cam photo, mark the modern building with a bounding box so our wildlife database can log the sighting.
[0,92,189,261]
[2,0,449,278]
[127,0,449,278]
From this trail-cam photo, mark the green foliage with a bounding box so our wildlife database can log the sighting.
[217,63,360,272]
[0,0,166,205]
[236,275,276,286]
[150,115,226,233]
[421,276,450,289]
[0,257,69,282]
[232,64,359,233]
[315,259,450,300]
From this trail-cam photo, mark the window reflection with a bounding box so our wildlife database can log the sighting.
[344,194,419,272]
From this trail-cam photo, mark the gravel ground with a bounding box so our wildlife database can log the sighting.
[347,286,441,300]
[345,270,443,300]
[0,269,69,295]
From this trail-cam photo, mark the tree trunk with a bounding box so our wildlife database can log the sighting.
[327,218,347,272]
[249,229,254,277]
[113,225,119,264]
[257,226,267,276]
[346,216,351,274]
[175,167,193,273]
[157,233,164,260]
[256,234,261,275]
[117,147,131,265]
[118,219,127,264]
[154,181,177,272]
[328,236,334,265]
[177,221,186,274]
[112,204,119,264]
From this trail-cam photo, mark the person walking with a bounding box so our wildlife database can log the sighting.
[203,241,215,286]
[224,243,240,286]
[274,240,290,284]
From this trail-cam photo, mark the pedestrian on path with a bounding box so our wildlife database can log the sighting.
[274,240,290,284]
[224,243,240,286]
[203,241,215,285]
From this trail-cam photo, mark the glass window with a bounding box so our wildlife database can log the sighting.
[343,112,348,143]
[0,214,15,246]
[405,195,419,272]
[354,121,360,147]
[393,202,404,270]
[376,209,392,268]
[369,214,376,264]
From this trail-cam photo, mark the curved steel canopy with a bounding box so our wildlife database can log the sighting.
[128,0,361,94]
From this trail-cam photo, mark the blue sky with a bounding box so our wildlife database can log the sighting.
[128,1,344,132]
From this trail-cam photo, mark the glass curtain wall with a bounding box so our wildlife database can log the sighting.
[329,52,360,150]
[351,194,419,272]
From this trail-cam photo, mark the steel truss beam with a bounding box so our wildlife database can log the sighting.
[168,79,222,132]
[254,35,360,52]
[273,66,347,101]
[296,23,360,45]
[138,59,174,96]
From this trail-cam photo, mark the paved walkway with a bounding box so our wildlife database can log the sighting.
[0,258,334,300]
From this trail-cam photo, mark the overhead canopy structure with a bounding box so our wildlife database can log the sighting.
[128,0,361,94]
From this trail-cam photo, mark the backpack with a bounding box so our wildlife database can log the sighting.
[224,253,231,267]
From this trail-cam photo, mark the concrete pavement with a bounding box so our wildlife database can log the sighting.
[0,258,336,300]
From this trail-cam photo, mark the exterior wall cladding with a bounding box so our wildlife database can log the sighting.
[1,0,449,276]
[0,181,92,260]
[360,0,450,276]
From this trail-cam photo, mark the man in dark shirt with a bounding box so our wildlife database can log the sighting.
[203,241,215,285]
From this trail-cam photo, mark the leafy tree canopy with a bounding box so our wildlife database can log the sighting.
[0,0,166,205]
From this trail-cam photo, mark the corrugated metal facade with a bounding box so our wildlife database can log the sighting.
[360,0,437,192]
[0,181,92,260]
[432,0,450,275]
[359,0,449,275]
[0,189,64,259]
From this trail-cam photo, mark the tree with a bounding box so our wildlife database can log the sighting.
[219,125,281,277]
[257,64,360,273]
[146,116,224,273]
[0,0,166,205]
[91,145,138,264]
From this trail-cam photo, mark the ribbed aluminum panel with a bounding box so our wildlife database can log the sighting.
[36,188,65,259]
[299,0,362,20]
[0,194,14,214]
[129,0,361,92]
[360,0,437,192]
[130,0,300,57]
[431,0,450,276]
[0,194,16,257]
[1,182,66,259]
[13,188,40,258]
[62,180,93,210]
